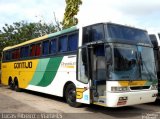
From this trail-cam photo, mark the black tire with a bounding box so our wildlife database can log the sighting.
[65,83,81,107]
[14,81,21,92]
[9,80,15,90]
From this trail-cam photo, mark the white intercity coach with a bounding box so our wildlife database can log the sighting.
[1,22,158,107]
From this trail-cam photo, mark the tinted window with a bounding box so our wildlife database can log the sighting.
[3,52,6,61]
[4,51,11,61]
[83,24,104,44]
[12,51,14,59]
[30,43,41,57]
[96,45,105,56]
[35,43,41,56]
[42,40,49,55]
[59,36,67,52]
[83,27,91,44]
[68,33,78,51]
[107,24,151,44]
[92,25,104,41]
[16,49,20,59]
[12,49,20,59]
[30,44,36,56]
[12,51,15,59]
[50,39,57,54]
[21,46,29,58]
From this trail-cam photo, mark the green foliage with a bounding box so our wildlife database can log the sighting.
[62,0,82,29]
[0,21,57,58]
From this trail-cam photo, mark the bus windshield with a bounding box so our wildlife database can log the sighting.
[114,46,137,71]
[139,46,157,81]
[110,44,157,81]
[111,45,140,80]
[107,24,151,45]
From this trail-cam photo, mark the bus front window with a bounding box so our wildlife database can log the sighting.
[111,45,140,80]
[139,46,157,81]
[110,44,157,81]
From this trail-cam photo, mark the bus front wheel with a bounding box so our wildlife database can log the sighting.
[65,83,81,107]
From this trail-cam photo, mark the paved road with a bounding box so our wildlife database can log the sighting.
[0,85,160,119]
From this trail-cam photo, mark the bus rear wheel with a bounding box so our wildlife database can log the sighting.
[14,80,21,92]
[65,83,81,107]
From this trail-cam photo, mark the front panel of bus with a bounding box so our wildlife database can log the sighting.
[76,23,158,107]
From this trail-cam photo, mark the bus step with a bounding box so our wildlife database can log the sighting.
[93,102,107,107]
[98,96,106,104]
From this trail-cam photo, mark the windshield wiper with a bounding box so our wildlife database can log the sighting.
[128,62,139,81]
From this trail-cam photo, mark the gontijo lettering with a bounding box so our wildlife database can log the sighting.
[14,62,32,69]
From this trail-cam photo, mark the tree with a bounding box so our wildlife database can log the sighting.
[62,0,82,29]
[53,12,62,31]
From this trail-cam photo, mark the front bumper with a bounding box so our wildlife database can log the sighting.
[106,90,158,107]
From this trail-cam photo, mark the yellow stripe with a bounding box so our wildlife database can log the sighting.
[65,66,74,68]
[118,81,147,86]
[3,35,48,51]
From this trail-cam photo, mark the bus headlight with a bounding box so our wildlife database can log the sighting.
[151,85,158,90]
[111,87,129,92]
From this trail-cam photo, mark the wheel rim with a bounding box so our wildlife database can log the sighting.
[9,82,12,88]
[68,88,76,103]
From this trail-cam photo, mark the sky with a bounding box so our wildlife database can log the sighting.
[0,0,160,34]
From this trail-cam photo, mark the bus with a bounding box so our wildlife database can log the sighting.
[1,22,158,107]
[149,34,160,98]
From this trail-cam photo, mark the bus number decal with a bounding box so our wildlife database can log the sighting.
[76,88,87,99]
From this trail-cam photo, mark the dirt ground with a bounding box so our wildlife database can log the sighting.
[0,85,160,119]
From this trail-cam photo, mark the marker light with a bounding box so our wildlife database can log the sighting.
[151,85,158,90]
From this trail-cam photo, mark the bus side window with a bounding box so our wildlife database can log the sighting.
[50,39,57,54]
[82,24,104,45]
[24,46,29,58]
[7,51,11,60]
[21,47,25,58]
[59,36,67,52]
[82,27,91,45]
[3,52,6,61]
[35,43,41,56]
[12,50,15,59]
[21,46,29,58]
[68,33,78,51]
[91,25,104,41]
[42,40,49,55]
[30,44,36,56]
[15,49,20,59]
[12,49,19,60]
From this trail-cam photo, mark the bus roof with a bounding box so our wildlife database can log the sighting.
[3,26,78,51]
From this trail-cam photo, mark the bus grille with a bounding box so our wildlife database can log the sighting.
[130,86,150,90]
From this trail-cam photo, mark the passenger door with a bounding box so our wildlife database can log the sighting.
[76,46,91,104]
